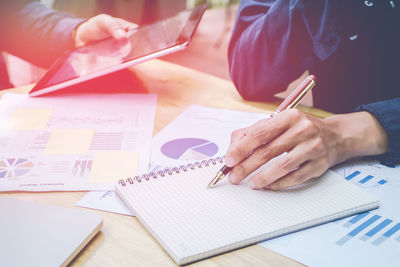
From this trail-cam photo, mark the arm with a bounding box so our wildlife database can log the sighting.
[228,0,343,101]
[0,1,136,68]
[357,98,400,167]
[0,0,84,68]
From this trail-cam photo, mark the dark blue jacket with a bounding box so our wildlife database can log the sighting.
[229,0,400,166]
[0,0,83,89]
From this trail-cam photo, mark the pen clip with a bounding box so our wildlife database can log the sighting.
[284,79,315,111]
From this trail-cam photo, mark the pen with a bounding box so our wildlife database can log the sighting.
[207,74,316,188]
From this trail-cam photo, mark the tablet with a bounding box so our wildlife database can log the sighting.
[29,5,206,96]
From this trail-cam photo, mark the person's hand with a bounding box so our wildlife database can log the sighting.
[225,109,389,190]
[73,14,137,47]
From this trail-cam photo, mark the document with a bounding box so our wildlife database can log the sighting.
[151,105,268,167]
[0,93,156,191]
[77,105,268,213]
[76,190,133,216]
[260,159,400,267]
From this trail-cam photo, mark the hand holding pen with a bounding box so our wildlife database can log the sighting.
[208,75,317,189]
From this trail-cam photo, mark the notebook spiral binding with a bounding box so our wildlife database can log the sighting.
[118,156,224,186]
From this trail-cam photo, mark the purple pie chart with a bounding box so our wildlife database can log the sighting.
[0,158,33,178]
[161,138,218,161]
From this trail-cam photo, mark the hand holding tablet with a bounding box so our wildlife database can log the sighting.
[29,5,206,97]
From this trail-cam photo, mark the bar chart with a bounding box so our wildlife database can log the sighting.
[260,159,400,267]
[336,212,400,246]
[72,159,93,177]
[345,170,388,187]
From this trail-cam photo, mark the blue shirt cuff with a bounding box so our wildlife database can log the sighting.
[356,98,400,167]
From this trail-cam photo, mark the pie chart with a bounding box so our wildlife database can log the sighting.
[161,138,218,161]
[0,158,33,178]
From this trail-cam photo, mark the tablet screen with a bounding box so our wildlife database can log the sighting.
[30,5,206,96]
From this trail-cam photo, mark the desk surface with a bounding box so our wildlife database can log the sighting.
[1,60,331,266]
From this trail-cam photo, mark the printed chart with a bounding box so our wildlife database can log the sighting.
[0,158,33,178]
[161,138,218,161]
[0,93,156,191]
[260,160,400,267]
[336,211,400,246]
[151,105,267,166]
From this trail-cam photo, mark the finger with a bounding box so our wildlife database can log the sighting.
[113,18,138,31]
[228,112,321,184]
[228,125,302,184]
[97,15,126,39]
[225,111,296,166]
[266,159,328,190]
[247,136,326,189]
[229,127,249,145]
[96,15,136,39]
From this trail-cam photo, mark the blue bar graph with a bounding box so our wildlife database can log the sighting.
[360,219,392,241]
[345,171,360,180]
[378,179,387,185]
[344,212,370,228]
[383,223,400,238]
[359,175,374,184]
[336,215,381,246]
[372,223,400,246]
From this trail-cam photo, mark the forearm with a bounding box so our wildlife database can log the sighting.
[324,112,388,165]
[0,1,83,68]
[228,0,343,101]
[356,98,400,166]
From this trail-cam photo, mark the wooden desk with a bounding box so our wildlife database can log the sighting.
[1,60,331,266]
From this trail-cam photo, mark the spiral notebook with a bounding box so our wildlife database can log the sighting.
[115,157,379,265]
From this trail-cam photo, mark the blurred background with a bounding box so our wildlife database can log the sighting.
[6,0,311,105]
[7,0,239,86]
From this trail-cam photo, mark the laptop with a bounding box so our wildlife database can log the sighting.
[0,197,103,267]
[29,5,206,96]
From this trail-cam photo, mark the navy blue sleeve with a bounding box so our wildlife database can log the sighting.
[0,0,84,68]
[356,98,400,167]
[228,0,344,101]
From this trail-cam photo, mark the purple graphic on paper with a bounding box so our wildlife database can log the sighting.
[7,158,16,166]
[0,158,33,178]
[161,138,218,160]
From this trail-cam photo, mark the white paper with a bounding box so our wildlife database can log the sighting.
[0,93,156,191]
[151,105,268,167]
[76,190,134,216]
[260,159,400,267]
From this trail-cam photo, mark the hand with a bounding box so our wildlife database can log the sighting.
[73,14,137,47]
[225,109,388,190]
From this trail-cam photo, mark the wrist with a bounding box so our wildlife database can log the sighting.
[324,111,388,162]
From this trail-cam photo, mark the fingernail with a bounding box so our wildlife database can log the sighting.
[228,173,239,184]
[225,156,235,167]
[249,180,257,190]
[114,29,126,38]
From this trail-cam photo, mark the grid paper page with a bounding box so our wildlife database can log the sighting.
[116,162,379,265]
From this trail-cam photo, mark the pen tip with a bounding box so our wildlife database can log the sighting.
[308,74,316,83]
[207,172,225,189]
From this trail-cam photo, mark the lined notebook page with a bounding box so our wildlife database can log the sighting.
[116,161,379,265]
